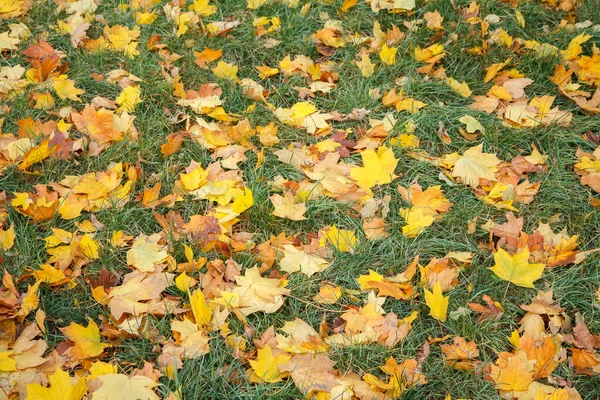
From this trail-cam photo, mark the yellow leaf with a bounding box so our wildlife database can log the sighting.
[33,264,67,285]
[452,144,500,187]
[194,48,222,68]
[189,289,211,329]
[53,76,84,101]
[424,282,448,322]
[247,0,268,9]
[115,85,141,112]
[484,58,512,83]
[488,352,534,392]
[233,267,290,315]
[561,33,591,61]
[88,361,118,380]
[26,367,87,400]
[270,193,307,221]
[290,101,317,119]
[279,245,331,277]
[255,65,279,79]
[379,44,397,65]
[212,61,238,80]
[349,145,398,189]
[341,0,358,12]
[19,138,52,171]
[424,10,444,30]
[400,208,435,238]
[0,31,20,51]
[0,223,15,251]
[414,44,445,63]
[356,269,384,290]
[90,374,159,400]
[489,248,545,288]
[321,225,358,252]
[21,280,40,317]
[0,350,16,371]
[312,284,343,304]
[459,115,485,133]
[175,272,197,291]
[189,0,216,17]
[515,10,525,28]
[61,318,109,361]
[355,53,375,78]
[446,78,472,98]
[249,345,291,383]
[80,233,100,259]
[231,187,254,214]
[126,234,168,272]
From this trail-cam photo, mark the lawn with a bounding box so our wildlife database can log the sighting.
[1,0,600,399]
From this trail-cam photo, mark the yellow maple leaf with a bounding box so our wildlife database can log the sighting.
[312,284,343,304]
[0,223,15,251]
[115,85,141,113]
[247,0,268,9]
[321,225,358,252]
[424,10,444,30]
[18,138,53,171]
[424,282,448,322]
[400,208,435,238]
[91,374,159,400]
[379,44,397,66]
[212,61,238,80]
[53,75,84,101]
[233,267,290,315]
[61,318,109,361]
[341,0,358,12]
[88,361,118,380]
[459,115,485,133]
[175,272,197,292]
[126,234,168,272]
[0,31,20,51]
[189,289,211,329]
[484,58,512,83]
[350,145,398,189]
[446,78,472,98]
[356,269,384,290]
[249,345,291,383]
[489,248,545,288]
[255,65,279,79]
[279,245,331,277]
[452,144,500,187]
[488,352,534,392]
[270,193,307,221]
[194,48,222,68]
[355,53,375,78]
[189,0,216,17]
[414,43,445,63]
[0,350,16,371]
[26,367,87,400]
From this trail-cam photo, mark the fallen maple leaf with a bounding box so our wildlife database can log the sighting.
[452,144,500,187]
[249,344,291,383]
[26,367,87,400]
[270,193,307,221]
[126,234,168,272]
[489,248,545,288]
[91,374,159,400]
[349,145,398,189]
[61,318,109,361]
[279,245,331,277]
[424,282,448,322]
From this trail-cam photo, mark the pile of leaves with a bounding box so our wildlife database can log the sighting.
[1,0,600,399]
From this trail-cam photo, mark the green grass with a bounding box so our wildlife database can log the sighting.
[2,0,600,398]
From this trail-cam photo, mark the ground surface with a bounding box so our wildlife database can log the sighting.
[1,0,600,399]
